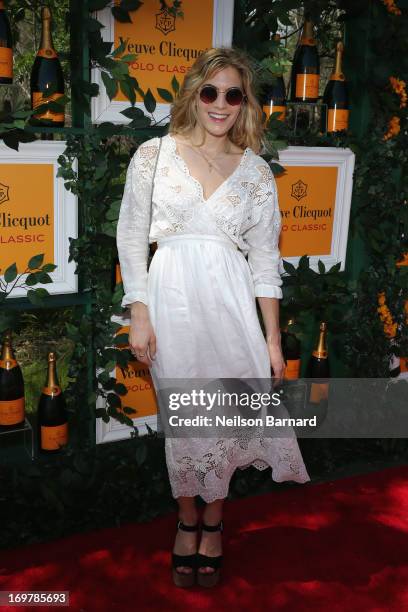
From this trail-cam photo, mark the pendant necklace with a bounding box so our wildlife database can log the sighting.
[189,141,230,174]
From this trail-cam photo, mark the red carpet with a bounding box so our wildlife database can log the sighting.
[1,464,408,612]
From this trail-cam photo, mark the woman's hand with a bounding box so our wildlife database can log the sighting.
[129,302,157,367]
[267,337,285,386]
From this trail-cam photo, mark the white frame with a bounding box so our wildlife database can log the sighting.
[1,141,78,298]
[276,146,355,274]
[91,0,235,125]
[96,312,158,444]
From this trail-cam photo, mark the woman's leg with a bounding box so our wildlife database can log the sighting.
[198,499,225,574]
[173,496,199,574]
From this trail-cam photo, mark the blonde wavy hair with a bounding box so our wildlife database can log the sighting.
[169,47,264,153]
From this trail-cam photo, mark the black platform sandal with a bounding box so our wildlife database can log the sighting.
[196,520,223,588]
[172,520,199,588]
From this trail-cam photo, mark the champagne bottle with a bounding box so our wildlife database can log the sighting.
[290,17,320,102]
[322,41,349,133]
[111,256,123,292]
[0,0,12,84]
[261,34,287,123]
[262,75,287,123]
[37,352,68,453]
[307,322,330,403]
[30,6,65,127]
[0,331,25,427]
[281,319,301,380]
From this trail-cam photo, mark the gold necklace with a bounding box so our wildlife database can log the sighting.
[188,141,230,173]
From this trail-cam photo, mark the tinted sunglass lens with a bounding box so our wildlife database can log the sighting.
[200,86,218,104]
[226,88,244,106]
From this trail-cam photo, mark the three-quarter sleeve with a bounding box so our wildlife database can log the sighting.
[116,139,158,308]
[241,162,283,300]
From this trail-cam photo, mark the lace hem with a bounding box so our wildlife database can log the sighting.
[166,440,312,503]
[168,454,311,503]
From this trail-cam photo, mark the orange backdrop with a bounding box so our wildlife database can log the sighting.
[276,165,338,257]
[113,0,214,103]
[0,163,54,273]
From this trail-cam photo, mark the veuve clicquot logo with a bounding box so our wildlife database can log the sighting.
[30,6,65,126]
[0,0,12,84]
[0,330,25,427]
[37,352,68,453]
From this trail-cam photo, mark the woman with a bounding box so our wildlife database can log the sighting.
[116,47,311,588]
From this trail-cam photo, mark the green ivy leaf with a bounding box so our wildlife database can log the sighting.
[111,38,128,58]
[129,116,151,128]
[42,263,57,273]
[4,263,17,283]
[329,262,342,273]
[123,406,136,415]
[143,88,156,113]
[282,260,297,275]
[107,393,121,408]
[121,0,143,10]
[101,71,118,100]
[2,133,19,151]
[119,78,136,105]
[27,289,43,306]
[120,106,145,119]
[114,383,128,395]
[25,272,38,286]
[112,7,132,22]
[36,272,53,284]
[28,253,44,270]
[157,88,173,103]
[171,75,180,94]
[318,260,326,274]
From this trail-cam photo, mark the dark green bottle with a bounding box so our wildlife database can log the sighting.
[30,6,65,127]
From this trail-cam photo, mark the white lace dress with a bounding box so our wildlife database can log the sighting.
[116,133,311,502]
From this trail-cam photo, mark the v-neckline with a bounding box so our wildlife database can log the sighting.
[167,133,249,203]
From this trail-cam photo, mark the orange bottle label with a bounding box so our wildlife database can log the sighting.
[396,253,408,267]
[284,359,301,380]
[37,48,58,59]
[327,108,349,132]
[309,382,328,403]
[296,73,319,99]
[400,357,408,372]
[299,37,316,46]
[0,47,12,79]
[115,263,122,284]
[32,91,65,122]
[263,104,286,122]
[0,397,25,426]
[41,423,68,450]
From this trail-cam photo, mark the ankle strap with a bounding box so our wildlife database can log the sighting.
[202,520,223,532]
[177,520,199,532]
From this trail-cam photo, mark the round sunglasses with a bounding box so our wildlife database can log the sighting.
[198,85,247,107]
